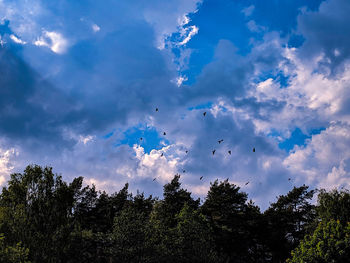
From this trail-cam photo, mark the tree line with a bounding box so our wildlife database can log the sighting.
[0,165,349,262]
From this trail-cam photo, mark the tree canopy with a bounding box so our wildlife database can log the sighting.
[0,164,348,262]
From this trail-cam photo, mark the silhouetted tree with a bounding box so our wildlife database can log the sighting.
[264,185,316,263]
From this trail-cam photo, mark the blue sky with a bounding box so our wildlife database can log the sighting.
[0,0,350,209]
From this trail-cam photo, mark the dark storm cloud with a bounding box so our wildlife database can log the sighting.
[0,47,78,149]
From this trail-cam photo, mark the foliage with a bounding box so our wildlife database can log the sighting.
[0,164,349,263]
[263,185,316,262]
[287,219,350,263]
[0,233,30,263]
[317,189,350,224]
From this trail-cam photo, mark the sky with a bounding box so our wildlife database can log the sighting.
[0,0,350,209]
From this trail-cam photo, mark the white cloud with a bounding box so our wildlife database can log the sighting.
[174,75,188,87]
[134,144,181,182]
[283,122,350,190]
[79,135,95,145]
[92,23,100,32]
[178,25,198,46]
[143,0,201,49]
[10,34,26,44]
[0,147,17,186]
[34,31,68,54]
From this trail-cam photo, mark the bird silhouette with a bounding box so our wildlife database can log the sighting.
[185,150,188,154]
[218,139,224,144]
[200,176,203,180]
[153,178,156,181]
[140,137,143,141]
[288,178,291,181]
[155,108,159,112]
[245,181,249,185]
[183,170,186,173]
[203,112,206,116]
[163,132,166,136]
[161,153,164,157]
[228,150,231,155]
[212,150,216,155]
[253,147,255,152]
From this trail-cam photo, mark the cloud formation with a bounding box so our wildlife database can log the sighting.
[0,0,350,209]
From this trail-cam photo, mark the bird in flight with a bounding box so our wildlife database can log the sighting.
[288,178,291,181]
[218,139,224,144]
[245,181,249,185]
[253,147,255,152]
[185,150,188,154]
[153,178,156,181]
[183,170,186,173]
[155,108,159,112]
[163,132,166,136]
[200,176,203,180]
[161,153,164,157]
[140,137,143,141]
[228,150,231,155]
[212,150,216,155]
[203,112,206,116]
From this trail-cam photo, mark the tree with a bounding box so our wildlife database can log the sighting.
[157,175,200,228]
[0,165,84,262]
[173,203,220,263]
[287,219,350,263]
[109,193,155,262]
[201,179,251,262]
[316,189,350,224]
[264,185,316,263]
[0,233,30,263]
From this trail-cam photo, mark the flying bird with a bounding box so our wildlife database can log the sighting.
[200,176,203,180]
[212,150,216,155]
[183,170,186,173]
[185,150,188,154]
[288,178,291,181]
[140,137,143,141]
[218,139,224,144]
[161,153,164,157]
[155,108,159,112]
[203,112,206,116]
[153,178,156,181]
[228,150,231,155]
[163,132,166,136]
[253,147,255,152]
[245,181,249,185]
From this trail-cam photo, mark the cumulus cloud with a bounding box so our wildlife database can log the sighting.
[284,122,350,190]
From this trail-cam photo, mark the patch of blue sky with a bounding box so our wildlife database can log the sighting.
[287,34,305,48]
[187,101,213,111]
[172,0,255,85]
[115,125,169,154]
[175,0,324,85]
[278,127,326,152]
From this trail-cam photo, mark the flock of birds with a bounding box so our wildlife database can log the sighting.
[143,108,256,185]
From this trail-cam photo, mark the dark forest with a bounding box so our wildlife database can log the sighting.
[0,165,349,263]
